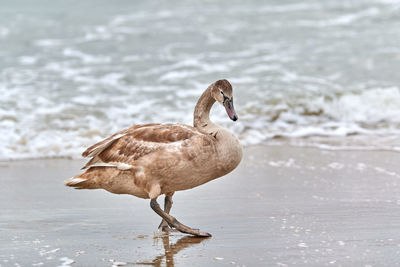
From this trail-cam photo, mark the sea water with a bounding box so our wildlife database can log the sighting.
[1,0,400,159]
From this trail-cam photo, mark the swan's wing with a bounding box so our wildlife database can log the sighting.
[82,123,158,158]
[81,123,207,169]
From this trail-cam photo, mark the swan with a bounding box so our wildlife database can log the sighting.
[64,79,242,237]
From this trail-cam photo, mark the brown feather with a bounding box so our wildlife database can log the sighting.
[81,123,205,169]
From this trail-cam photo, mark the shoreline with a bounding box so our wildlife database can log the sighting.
[1,139,400,163]
[1,145,400,266]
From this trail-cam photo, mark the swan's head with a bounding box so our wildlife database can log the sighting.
[211,79,238,121]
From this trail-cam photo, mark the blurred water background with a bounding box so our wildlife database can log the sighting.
[1,0,400,159]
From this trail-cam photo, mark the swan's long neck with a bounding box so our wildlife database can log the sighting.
[193,85,216,129]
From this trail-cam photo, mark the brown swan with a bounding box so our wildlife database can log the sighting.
[64,79,242,237]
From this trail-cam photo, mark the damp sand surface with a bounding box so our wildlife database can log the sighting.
[1,145,400,266]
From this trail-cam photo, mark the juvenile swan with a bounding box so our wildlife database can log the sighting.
[64,79,242,237]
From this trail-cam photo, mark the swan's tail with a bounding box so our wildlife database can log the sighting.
[64,175,99,190]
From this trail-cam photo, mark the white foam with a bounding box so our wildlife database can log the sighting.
[298,7,381,27]
[323,87,400,124]
[58,257,75,267]
[19,56,38,65]
[159,70,199,82]
[39,248,60,256]
[374,167,399,177]
[34,39,63,47]
[0,26,9,37]
[1,1,400,160]
[328,162,345,170]
[298,242,308,248]
[109,259,127,266]
[62,48,111,64]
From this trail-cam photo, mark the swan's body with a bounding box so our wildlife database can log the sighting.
[64,79,242,237]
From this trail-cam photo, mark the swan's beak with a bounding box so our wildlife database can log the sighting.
[223,98,238,121]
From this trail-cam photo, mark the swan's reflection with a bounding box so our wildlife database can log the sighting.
[136,234,209,266]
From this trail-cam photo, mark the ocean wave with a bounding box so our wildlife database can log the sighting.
[1,0,400,160]
[2,85,400,160]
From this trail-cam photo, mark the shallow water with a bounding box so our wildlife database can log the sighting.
[1,0,400,159]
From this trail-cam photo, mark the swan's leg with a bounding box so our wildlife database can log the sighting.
[150,198,211,237]
[158,193,174,232]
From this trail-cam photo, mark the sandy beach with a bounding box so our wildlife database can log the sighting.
[1,145,400,266]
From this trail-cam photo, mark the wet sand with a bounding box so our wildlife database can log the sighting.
[1,145,400,266]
